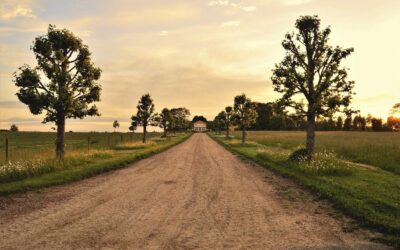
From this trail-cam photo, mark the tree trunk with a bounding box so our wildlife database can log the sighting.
[163,127,167,137]
[143,125,147,143]
[226,123,230,138]
[242,127,246,144]
[56,116,66,160]
[306,113,316,160]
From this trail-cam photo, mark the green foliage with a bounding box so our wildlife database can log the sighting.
[9,124,19,132]
[233,94,258,129]
[271,15,355,118]
[271,15,355,158]
[131,94,158,143]
[169,107,191,132]
[288,148,309,161]
[14,25,101,123]
[13,24,102,159]
[113,120,120,130]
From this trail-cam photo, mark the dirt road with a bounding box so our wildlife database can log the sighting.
[0,134,389,249]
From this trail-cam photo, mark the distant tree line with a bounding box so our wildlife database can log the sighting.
[246,103,400,132]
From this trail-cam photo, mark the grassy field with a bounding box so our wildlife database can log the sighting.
[240,131,400,174]
[210,132,400,247]
[0,131,190,193]
[0,131,159,163]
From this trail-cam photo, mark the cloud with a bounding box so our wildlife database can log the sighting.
[282,0,312,6]
[221,20,240,27]
[159,30,169,36]
[208,1,256,12]
[0,0,36,20]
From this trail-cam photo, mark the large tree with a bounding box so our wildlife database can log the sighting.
[271,15,355,159]
[233,94,257,144]
[131,94,157,143]
[14,25,101,159]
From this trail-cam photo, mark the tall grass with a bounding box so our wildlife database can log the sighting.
[237,131,400,174]
[0,131,162,183]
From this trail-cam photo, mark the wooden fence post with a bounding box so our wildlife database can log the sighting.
[5,138,9,162]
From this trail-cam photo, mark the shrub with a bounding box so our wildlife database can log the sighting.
[289,148,309,161]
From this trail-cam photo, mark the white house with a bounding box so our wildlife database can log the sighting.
[193,120,207,132]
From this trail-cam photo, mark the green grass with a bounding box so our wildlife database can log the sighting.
[0,133,191,195]
[210,132,400,247]
[239,131,400,174]
[0,131,160,163]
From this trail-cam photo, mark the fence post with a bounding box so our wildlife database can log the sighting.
[5,138,9,162]
[87,136,90,152]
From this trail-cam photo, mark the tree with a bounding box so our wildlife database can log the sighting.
[271,16,355,159]
[14,25,101,160]
[213,111,226,134]
[233,94,258,144]
[128,122,137,133]
[131,94,157,143]
[158,108,171,137]
[10,124,19,132]
[336,116,343,130]
[223,106,233,138]
[170,108,190,133]
[387,116,400,131]
[113,120,120,132]
[192,115,207,123]
[371,117,383,132]
[343,115,352,131]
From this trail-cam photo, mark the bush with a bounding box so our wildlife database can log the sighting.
[289,148,309,161]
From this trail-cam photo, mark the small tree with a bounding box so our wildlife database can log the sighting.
[113,120,120,132]
[131,94,157,143]
[14,25,101,159]
[170,107,190,133]
[233,94,257,144]
[224,106,233,138]
[128,122,137,133]
[336,116,343,130]
[214,112,226,134]
[158,108,171,137]
[271,16,355,159]
[10,124,19,132]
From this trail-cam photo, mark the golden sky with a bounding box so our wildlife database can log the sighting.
[1,0,400,131]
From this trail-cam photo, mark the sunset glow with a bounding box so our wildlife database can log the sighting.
[1,0,400,131]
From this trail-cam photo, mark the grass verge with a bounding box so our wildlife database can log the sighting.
[209,133,400,248]
[0,133,191,195]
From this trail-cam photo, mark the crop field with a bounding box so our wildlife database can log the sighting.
[211,131,400,246]
[236,131,400,174]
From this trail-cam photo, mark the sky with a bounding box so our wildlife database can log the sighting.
[0,0,400,132]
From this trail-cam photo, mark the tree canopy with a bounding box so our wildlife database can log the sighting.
[13,24,102,159]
